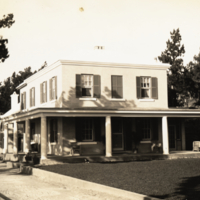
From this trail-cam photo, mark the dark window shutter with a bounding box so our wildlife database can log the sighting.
[24,92,26,109]
[75,117,82,141]
[40,83,43,103]
[151,77,158,99]
[49,78,52,101]
[152,118,158,140]
[55,119,58,142]
[111,76,117,98]
[55,76,57,99]
[136,77,141,99]
[50,120,54,142]
[94,117,101,141]
[45,81,47,102]
[33,87,35,106]
[123,118,132,150]
[30,89,32,107]
[93,75,101,98]
[76,74,82,98]
[21,93,23,110]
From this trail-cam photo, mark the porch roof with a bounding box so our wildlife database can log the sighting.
[2,107,200,123]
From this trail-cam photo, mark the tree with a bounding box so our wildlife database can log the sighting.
[187,51,200,106]
[0,67,36,114]
[0,14,15,62]
[158,29,186,107]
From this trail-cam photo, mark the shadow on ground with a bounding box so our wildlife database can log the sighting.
[0,192,12,200]
[150,175,200,200]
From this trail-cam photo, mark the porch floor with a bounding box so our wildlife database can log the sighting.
[41,151,200,165]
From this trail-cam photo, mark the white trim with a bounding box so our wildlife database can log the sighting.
[110,99,126,101]
[139,99,155,102]
[140,141,151,143]
[79,98,97,101]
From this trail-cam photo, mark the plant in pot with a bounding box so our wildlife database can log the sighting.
[132,131,143,153]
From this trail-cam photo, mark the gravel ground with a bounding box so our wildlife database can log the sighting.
[40,159,200,200]
[0,163,133,200]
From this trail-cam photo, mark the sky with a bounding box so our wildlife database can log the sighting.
[0,0,200,83]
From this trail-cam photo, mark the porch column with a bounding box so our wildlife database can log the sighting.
[13,121,18,154]
[3,124,8,153]
[181,119,186,150]
[162,116,169,154]
[41,116,47,160]
[105,116,112,157]
[24,119,30,153]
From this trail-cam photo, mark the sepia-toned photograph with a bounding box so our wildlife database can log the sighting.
[0,1,200,199]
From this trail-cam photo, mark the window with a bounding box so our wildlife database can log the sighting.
[81,74,93,97]
[50,119,57,143]
[40,81,47,103]
[21,92,26,110]
[76,74,101,98]
[82,118,93,141]
[49,76,57,100]
[136,77,158,99]
[30,87,35,107]
[111,76,123,98]
[142,118,151,140]
[141,77,150,98]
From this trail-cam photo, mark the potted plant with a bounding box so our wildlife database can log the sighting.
[132,131,142,153]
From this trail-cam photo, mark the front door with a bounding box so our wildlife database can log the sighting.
[169,125,176,150]
[112,118,124,150]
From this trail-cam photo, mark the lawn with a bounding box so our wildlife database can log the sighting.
[40,159,200,200]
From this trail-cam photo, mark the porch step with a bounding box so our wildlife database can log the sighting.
[43,152,200,165]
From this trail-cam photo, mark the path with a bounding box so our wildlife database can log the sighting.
[0,163,131,200]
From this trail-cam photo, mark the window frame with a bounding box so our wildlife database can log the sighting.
[140,76,151,99]
[111,75,123,99]
[50,119,58,143]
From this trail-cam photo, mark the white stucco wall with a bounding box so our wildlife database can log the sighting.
[61,63,168,109]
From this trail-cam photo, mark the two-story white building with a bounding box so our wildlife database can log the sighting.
[1,60,199,161]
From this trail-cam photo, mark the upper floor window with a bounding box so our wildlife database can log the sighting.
[81,74,93,97]
[49,76,57,101]
[111,75,123,99]
[30,87,35,107]
[76,74,101,98]
[21,92,26,110]
[40,81,47,104]
[136,77,158,99]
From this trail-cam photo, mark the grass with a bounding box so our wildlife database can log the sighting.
[40,159,200,199]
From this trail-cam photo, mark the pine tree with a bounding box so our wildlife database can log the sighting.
[158,28,186,107]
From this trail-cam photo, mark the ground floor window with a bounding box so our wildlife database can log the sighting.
[142,118,151,140]
[50,119,57,143]
[82,118,93,141]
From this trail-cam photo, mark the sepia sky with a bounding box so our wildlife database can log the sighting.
[0,0,200,82]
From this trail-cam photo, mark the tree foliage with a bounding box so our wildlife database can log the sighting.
[0,67,36,114]
[0,14,15,63]
[158,29,187,107]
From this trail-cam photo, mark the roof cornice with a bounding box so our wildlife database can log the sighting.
[16,60,170,89]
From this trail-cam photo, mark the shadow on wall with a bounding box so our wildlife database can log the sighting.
[55,87,136,109]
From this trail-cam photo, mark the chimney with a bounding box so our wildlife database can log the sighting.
[10,92,19,110]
